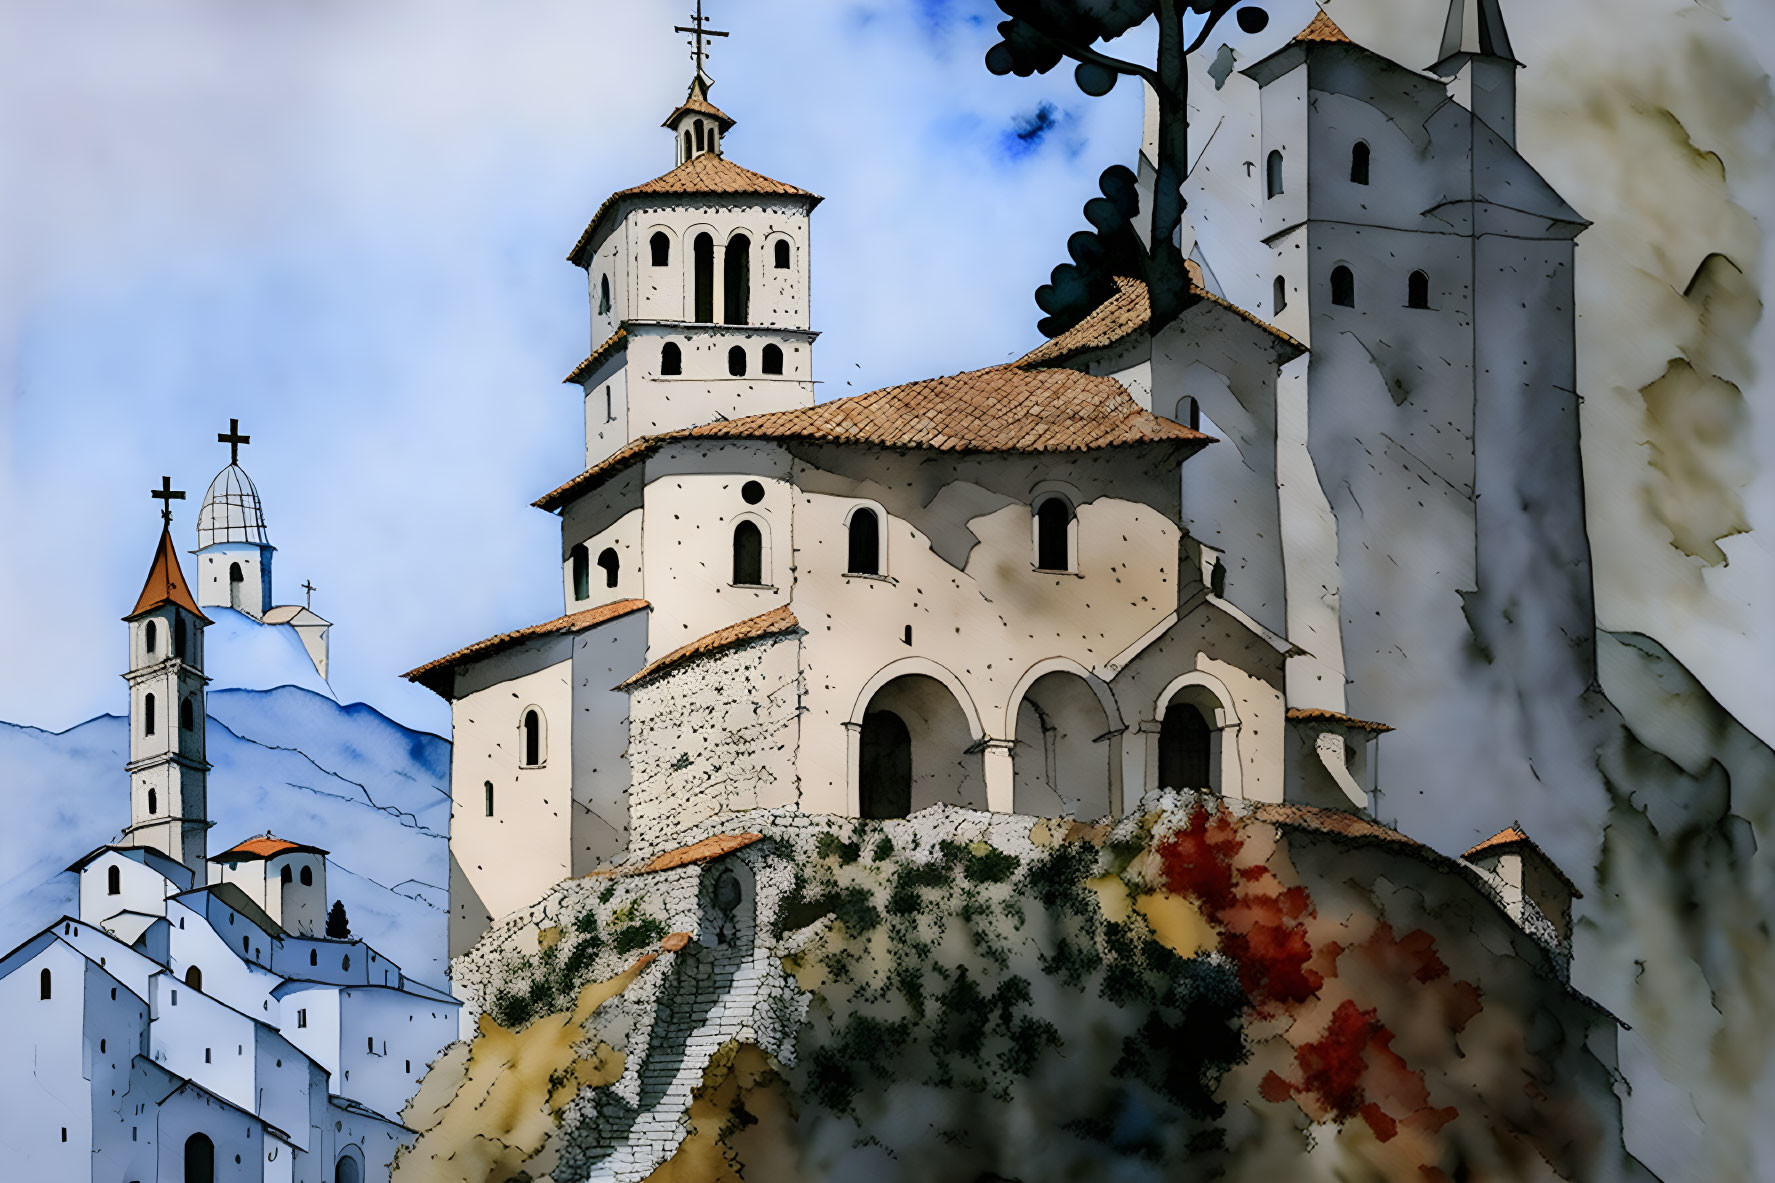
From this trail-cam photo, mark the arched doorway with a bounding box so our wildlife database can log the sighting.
[856,673,983,817]
[184,1132,214,1183]
[1158,702,1213,791]
[1011,670,1113,819]
[335,1150,363,1183]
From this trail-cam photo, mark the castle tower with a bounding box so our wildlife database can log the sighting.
[1429,0,1519,145]
[194,419,275,620]
[122,480,212,884]
[563,9,822,468]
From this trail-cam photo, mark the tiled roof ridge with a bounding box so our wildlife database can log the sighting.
[1462,824,1583,898]
[619,605,799,689]
[569,154,820,265]
[1296,8,1353,44]
[1014,275,1303,370]
[1286,707,1395,734]
[404,599,650,694]
[534,362,1208,512]
[565,328,629,384]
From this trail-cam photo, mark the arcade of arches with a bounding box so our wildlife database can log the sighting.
[855,665,1231,820]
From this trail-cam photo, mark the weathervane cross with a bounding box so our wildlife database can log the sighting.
[151,476,185,526]
[218,418,251,466]
[302,580,316,609]
[673,0,728,80]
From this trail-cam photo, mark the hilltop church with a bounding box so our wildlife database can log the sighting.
[409,0,1580,974]
[0,500,457,1181]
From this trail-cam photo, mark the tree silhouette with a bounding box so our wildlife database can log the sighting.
[986,0,1270,337]
[326,899,350,939]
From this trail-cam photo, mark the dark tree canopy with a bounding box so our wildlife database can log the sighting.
[986,0,1269,337]
[326,899,351,939]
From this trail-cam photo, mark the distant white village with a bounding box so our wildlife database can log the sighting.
[2,0,1667,1177]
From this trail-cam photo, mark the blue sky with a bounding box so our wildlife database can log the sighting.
[1,0,1769,739]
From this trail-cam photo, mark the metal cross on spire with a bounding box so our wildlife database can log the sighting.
[673,0,728,81]
[151,476,186,526]
[301,580,316,609]
[218,418,251,466]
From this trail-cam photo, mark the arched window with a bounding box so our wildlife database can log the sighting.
[693,234,715,322]
[761,343,784,375]
[184,965,202,992]
[1175,396,1201,432]
[337,1154,362,1183]
[1330,265,1356,308]
[661,341,683,375]
[683,130,692,158]
[727,345,747,376]
[144,693,157,737]
[1158,702,1212,790]
[39,968,51,1000]
[1350,141,1370,185]
[484,781,495,817]
[228,562,244,610]
[598,548,620,587]
[174,617,187,660]
[774,239,791,269]
[723,234,751,325]
[180,696,194,732]
[1210,559,1228,597]
[650,231,670,266]
[1035,497,1072,571]
[309,949,318,966]
[184,1132,214,1183]
[281,865,292,884]
[732,520,764,586]
[1273,275,1287,315]
[1266,150,1283,198]
[598,274,611,315]
[570,544,590,601]
[694,119,705,151]
[147,788,157,815]
[521,709,544,768]
[299,865,313,887]
[847,508,881,576]
[108,865,121,895]
[145,620,158,655]
[1408,270,1430,309]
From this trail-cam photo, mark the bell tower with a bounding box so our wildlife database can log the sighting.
[1430,0,1519,144]
[122,477,213,884]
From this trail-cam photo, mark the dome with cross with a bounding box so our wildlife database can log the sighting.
[196,463,269,548]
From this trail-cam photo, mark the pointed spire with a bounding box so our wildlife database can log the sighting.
[125,527,211,623]
[1294,9,1352,45]
[1438,0,1515,64]
[661,74,735,134]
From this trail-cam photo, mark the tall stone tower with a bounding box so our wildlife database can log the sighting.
[563,62,823,469]
[122,485,212,884]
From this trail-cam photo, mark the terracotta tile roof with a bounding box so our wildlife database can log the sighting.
[569,154,820,265]
[1295,9,1353,43]
[565,328,628,384]
[210,834,328,862]
[535,363,1207,511]
[619,605,799,689]
[1286,707,1395,734]
[584,833,766,879]
[662,77,735,131]
[1252,802,1423,848]
[404,599,650,698]
[125,528,211,623]
[1015,274,1303,369]
[1462,825,1583,896]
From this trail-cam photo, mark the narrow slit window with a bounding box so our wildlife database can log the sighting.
[1036,498,1072,571]
[693,234,714,322]
[847,509,881,576]
[180,696,194,732]
[145,620,157,655]
[732,521,764,586]
[1351,141,1370,185]
[484,781,494,817]
[144,693,156,737]
[521,710,544,768]
[108,865,121,895]
[598,274,611,315]
[1273,275,1287,315]
[1266,150,1283,198]
[1331,265,1356,308]
[570,544,590,601]
[723,234,751,325]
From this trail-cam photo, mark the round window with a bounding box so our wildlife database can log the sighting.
[740,480,765,505]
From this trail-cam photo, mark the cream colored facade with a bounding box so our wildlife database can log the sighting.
[416,72,1392,959]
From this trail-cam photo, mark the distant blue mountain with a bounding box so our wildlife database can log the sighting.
[0,686,451,987]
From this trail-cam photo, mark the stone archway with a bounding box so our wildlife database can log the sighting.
[856,673,984,818]
[1011,670,1115,819]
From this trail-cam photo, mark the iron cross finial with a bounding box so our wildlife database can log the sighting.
[673,0,729,80]
[301,580,316,609]
[151,476,186,526]
[218,418,251,466]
